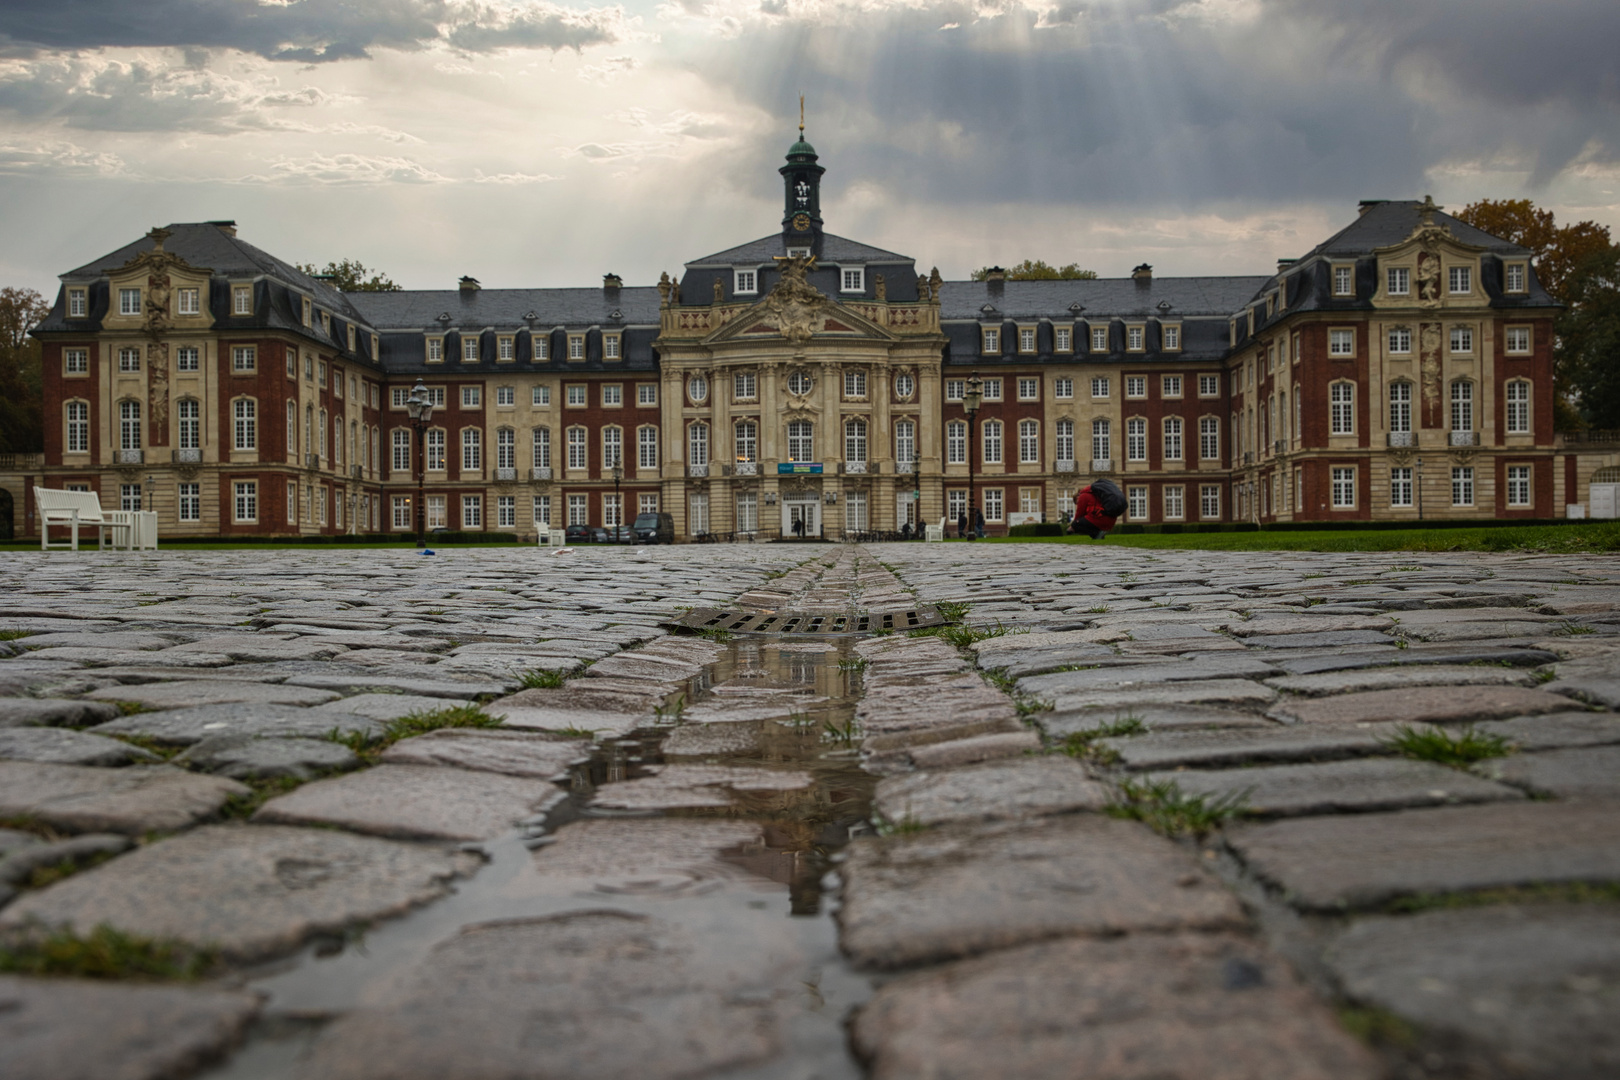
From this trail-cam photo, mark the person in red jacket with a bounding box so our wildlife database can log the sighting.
[1071,485,1118,539]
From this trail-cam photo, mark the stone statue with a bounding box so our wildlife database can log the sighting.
[657,272,671,305]
[929,267,943,303]
[763,253,827,344]
[1417,251,1441,305]
[1420,322,1443,426]
[917,275,930,301]
[714,277,724,303]
[874,273,886,302]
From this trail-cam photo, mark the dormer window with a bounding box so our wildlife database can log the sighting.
[841,268,865,293]
[1333,265,1354,296]
[1448,266,1472,294]
[981,327,1000,354]
[1018,327,1036,353]
[734,270,757,295]
[1505,263,1527,293]
[1163,324,1181,351]
[119,288,141,316]
[462,336,480,363]
[1126,326,1144,351]
[177,288,200,316]
[232,285,251,315]
[498,336,514,362]
[302,297,312,326]
[1092,326,1109,352]
[568,334,585,360]
[1387,267,1410,295]
[346,325,356,351]
[426,337,443,363]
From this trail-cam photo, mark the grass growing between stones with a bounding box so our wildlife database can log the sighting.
[0,923,216,981]
[221,775,309,820]
[1059,716,1146,759]
[0,816,63,840]
[1106,778,1250,839]
[1383,725,1511,768]
[24,851,119,889]
[1384,880,1620,914]
[517,668,571,689]
[1337,1005,1418,1049]
[103,733,184,760]
[326,704,504,763]
[0,628,35,641]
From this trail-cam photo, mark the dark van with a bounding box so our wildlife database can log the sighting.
[633,512,675,544]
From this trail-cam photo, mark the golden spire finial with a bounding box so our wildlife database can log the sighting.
[799,94,804,136]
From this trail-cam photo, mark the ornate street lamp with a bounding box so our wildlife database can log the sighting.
[962,372,983,539]
[404,377,435,548]
[1415,456,1424,521]
[611,461,624,543]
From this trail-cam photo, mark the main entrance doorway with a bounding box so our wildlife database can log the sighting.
[783,495,820,539]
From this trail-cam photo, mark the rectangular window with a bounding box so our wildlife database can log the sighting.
[981,378,1002,401]
[1127,486,1147,520]
[1389,381,1412,433]
[233,481,258,523]
[735,420,758,463]
[689,493,709,534]
[568,335,585,360]
[1330,383,1354,434]
[534,495,552,527]
[176,288,199,316]
[498,336,514,362]
[424,495,446,529]
[604,334,621,360]
[1200,484,1220,519]
[119,347,141,373]
[981,420,1003,464]
[65,348,88,374]
[602,426,623,469]
[639,493,658,515]
[981,328,1000,354]
[601,493,622,529]
[1390,467,1413,507]
[1388,327,1412,354]
[119,483,141,512]
[945,379,965,402]
[1334,265,1354,296]
[232,285,252,316]
[566,385,586,407]
[176,482,200,522]
[1450,327,1473,354]
[233,398,256,450]
[532,428,552,469]
[1126,417,1146,462]
[496,495,515,528]
[68,289,87,317]
[841,268,864,292]
[1017,377,1039,401]
[1449,266,1472,294]
[688,423,710,467]
[426,429,445,471]
[393,496,411,530]
[1198,374,1218,398]
[1330,328,1354,356]
[392,428,411,471]
[946,421,966,465]
[602,384,623,407]
[1451,381,1474,432]
[463,495,482,529]
[1054,327,1071,352]
[1163,325,1181,351]
[1163,485,1184,520]
[532,385,552,407]
[1451,466,1474,507]
[1127,326,1144,351]
[462,337,480,363]
[736,492,758,533]
[1091,419,1111,462]
[1505,327,1531,354]
[1162,375,1182,398]
[947,489,967,523]
[1506,381,1531,434]
[171,346,198,373]
[1018,328,1035,353]
[1505,263,1526,293]
[735,270,756,294]
[1055,419,1074,462]
[1091,326,1108,352]
[1162,417,1183,461]
[119,287,141,316]
[1331,467,1355,508]
[534,334,550,361]
[983,488,1003,523]
[844,371,866,398]
[568,494,588,526]
[1387,267,1410,295]
[119,400,141,450]
[1091,376,1110,399]
[895,420,916,466]
[495,385,515,406]
[1126,376,1145,399]
[1507,465,1531,507]
[637,383,657,406]
[427,338,444,363]
[1018,419,1039,464]
[844,491,869,532]
[734,373,757,400]
[231,346,255,372]
[639,425,659,470]
[1199,416,1219,460]
[1054,377,1073,400]
[567,427,587,470]
[461,385,481,408]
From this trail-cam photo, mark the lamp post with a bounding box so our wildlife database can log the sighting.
[962,373,983,539]
[611,461,623,543]
[404,377,435,548]
[1415,456,1424,521]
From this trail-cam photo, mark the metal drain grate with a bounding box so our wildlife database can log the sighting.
[669,606,947,636]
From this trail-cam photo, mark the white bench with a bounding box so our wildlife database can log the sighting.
[35,488,134,551]
[925,516,945,542]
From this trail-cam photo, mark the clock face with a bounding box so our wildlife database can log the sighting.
[792,212,811,232]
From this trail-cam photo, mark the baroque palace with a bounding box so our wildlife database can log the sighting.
[4,132,1569,541]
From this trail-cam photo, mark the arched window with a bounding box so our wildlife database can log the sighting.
[533,427,551,469]
[1506,380,1531,434]
[981,419,1003,464]
[1092,418,1111,462]
[735,420,757,463]
[844,418,867,463]
[1126,417,1146,462]
[233,398,257,451]
[1018,419,1039,464]
[65,401,89,453]
[1450,380,1474,432]
[946,420,966,464]
[497,428,515,470]
[462,427,481,471]
[1054,419,1073,463]
[602,425,622,469]
[177,399,200,451]
[1199,416,1219,460]
[119,399,141,450]
[638,425,658,470]
[688,422,709,467]
[787,420,813,462]
[895,419,916,466]
[1162,416,1183,461]
[318,408,328,457]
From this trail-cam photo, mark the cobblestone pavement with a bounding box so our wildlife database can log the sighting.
[2,542,1619,1079]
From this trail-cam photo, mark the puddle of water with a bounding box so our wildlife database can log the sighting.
[204,636,877,1080]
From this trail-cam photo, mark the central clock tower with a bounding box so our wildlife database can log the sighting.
[780,121,825,251]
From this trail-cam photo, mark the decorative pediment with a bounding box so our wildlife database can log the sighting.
[704,254,896,346]
[117,228,212,337]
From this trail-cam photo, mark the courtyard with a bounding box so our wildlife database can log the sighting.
[1,541,1618,1079]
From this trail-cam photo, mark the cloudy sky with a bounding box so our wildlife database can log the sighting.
[1,0,1616,297]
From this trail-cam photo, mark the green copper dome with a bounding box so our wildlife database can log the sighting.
[787,138,817,158]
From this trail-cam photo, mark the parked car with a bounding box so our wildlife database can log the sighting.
[604,525,634,543]
[564,524,595,544]
[633,512,675,544]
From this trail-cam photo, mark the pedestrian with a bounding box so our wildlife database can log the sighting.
[974,507,985,539]
[957,510,969,540]
[1071,478,1125,539]
[792,516,804,539]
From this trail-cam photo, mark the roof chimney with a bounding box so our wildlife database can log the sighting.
[1132,263,1153,284]
[983,266,1006,283]
[458,276,480,294]
[207,220,237,237]
[603,272,622,292]
[1358,200,1388,216]
[1276,257,1297,275]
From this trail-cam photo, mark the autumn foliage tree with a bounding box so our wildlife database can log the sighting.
[295,259,401,292]
[0,286,49,454]
[971,260,1098,281]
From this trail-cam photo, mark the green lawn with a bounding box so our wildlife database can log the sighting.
[972,521,1620,554]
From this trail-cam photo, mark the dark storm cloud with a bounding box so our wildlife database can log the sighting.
[0,0,626,63]
[690,0,1619,209]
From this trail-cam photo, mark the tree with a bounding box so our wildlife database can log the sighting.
[971,259,1098,281]
[296,259,401,292]
[1453,199,1613,305]
[0,286,48,454]
[1556,246,1620,428]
